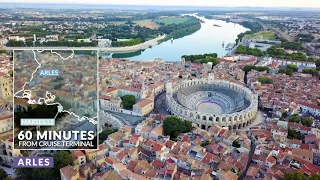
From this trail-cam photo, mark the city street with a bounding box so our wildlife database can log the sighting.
[154,92,170,115]
[105,110,142,126]
[242,111,266,131]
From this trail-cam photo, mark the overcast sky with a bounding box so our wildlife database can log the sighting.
[4,0,320,8]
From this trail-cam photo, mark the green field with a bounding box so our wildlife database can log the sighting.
[156,16,191,25]
[245,31,275,40]
[133,20,160,29]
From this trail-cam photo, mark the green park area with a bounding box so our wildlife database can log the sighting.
[156,16,191,25]
[245,31,275,40]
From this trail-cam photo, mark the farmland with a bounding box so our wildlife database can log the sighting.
[134,20,160,29]
[156,16,191,25]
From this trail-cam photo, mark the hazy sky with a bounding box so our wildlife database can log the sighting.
[4,0,320,8]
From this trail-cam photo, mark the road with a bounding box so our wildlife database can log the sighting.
[2,35,167,53]
[239,137,255,180]
[104,110,142,126]
[241,111,266,131]
[154,92,170,115]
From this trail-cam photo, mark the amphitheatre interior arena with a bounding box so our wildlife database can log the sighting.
[197,101,223,114]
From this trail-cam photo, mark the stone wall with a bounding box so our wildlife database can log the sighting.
[98,111,123,133]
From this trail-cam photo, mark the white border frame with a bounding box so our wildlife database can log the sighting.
[12,48,99,151]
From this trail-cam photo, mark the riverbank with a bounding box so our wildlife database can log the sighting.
[103,35,167,53]
[2,35,167,53]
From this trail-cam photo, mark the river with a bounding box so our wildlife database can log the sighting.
[107,15,249,61]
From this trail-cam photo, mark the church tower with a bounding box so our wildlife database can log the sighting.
[181,58,186,68]
[208,73,215,83]
[166,81,173,95]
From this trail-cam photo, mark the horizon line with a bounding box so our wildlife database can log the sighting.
[1,2,320,9]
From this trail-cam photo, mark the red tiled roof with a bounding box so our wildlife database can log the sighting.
[73,150,85,157]
[117,151,128,161]
[127,160,138,172]
[104,87,118,93]
[136,99,153,108]
[304,134,317,142]
[60,166,78,180]
[119,85,141,93]
[299,102,320,110]
[105,157,118,165]
[0,114,12,121]
[165,140,175,149]
[151,159,165,169]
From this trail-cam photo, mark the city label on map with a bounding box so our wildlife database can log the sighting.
[21,118,55,126]
[38,69,60,77]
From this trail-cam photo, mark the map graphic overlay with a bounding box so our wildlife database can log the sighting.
[13,50,99,150]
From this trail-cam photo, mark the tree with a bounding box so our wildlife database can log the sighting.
[0,168,8,180]
[22,150,29,156]
[243,65,270,73]
[35,40,41,46]
[281,111,288,118]
[26,40,33,47]
[283,172,307,180]
[105,77,110,84]
[281,42,304,50]
[99,55,103,60]
[0,49,7,54]
[201,140,210,147]
[258,76,273,84]
[111,38,142,47]
[309,174,320,180]
[121,95,136,110]
[302,69,319,77]
[163,116,192,139]
[316,59,320,69]
[99,129,117,141]
[288,128,302,140]
[301,117,313,127]
[232,140,241,148]
[238,21,263,32]
[288,114,300,123]
[286,64,298,72]
[279,68,294,76]
[53,151,73,177]
[297,33,314,42]
[235,45,266,57]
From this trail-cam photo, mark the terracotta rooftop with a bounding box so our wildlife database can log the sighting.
[135,99,153,108]
[60,166,78,180]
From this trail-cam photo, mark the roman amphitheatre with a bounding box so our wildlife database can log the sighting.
[166,73,258,130]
